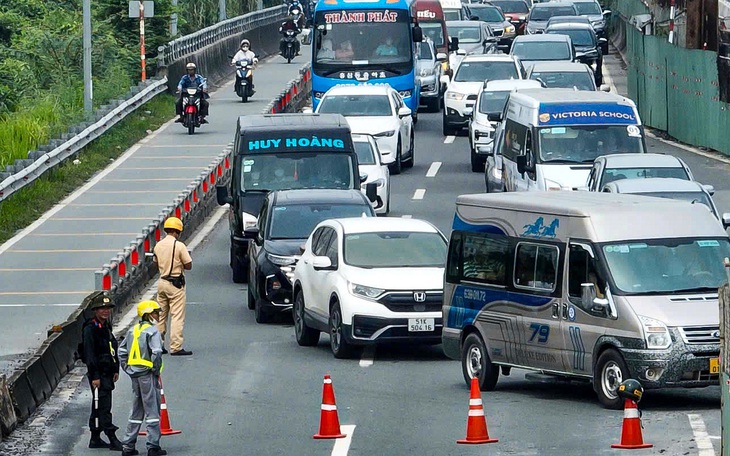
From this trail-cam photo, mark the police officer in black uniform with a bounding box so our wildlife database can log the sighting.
[82,291,123,451]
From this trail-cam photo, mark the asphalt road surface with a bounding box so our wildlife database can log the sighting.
[4,47,727,455]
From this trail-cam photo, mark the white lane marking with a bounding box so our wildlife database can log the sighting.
[113,205,229,337]
[687,414,715,456]
[0,117,177,256]
[443,136,455,144]
[401,214,412,218]
[331,425,356,456]
[359,346,375,367]
[426,162,442,177]
[412,189,426,200]
[604,55,730,166]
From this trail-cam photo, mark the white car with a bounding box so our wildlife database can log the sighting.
[584,153,695,192]
[352,134,391,215]
[292,217,448,358]
[316,85,415,175]
[468,79,543,172]
[443,54,525,136]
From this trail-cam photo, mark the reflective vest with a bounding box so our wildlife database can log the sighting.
[128,323,153,368]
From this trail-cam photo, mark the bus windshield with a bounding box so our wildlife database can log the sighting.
[538,125,644,163]
[314,10,413,68]
[240,153,355,192]
[421,22,445,47]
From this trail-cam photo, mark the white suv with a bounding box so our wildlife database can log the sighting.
[292,217,448,358]
[443,54,524,136]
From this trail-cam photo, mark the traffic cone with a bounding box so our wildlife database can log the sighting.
[139,377,182,437]
[313,374,346,439]
[611,399,652,449]
[457,377,498,445]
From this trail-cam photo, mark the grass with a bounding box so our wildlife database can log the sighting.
[0,93,176,244]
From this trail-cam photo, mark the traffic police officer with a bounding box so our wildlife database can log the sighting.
[82,291,123,450]
[153,217,193,356]
[118,300,166,456]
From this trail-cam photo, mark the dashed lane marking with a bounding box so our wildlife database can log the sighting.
[426,162,442,177]
[332,425,356,456]
[412,189,426,200]
[401,215,412,218]
[687,414,716,456]
[359,346,375,367]
[444,136,455,144]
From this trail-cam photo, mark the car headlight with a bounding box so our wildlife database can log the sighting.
[420,67,435,77]
[544,178,563,191]
[505,25,515,34]
[266,252,297,266]
[374,130,396,137]
[638,315,672,349]
[242,212,257,230]
[446,91,465,100]
[349,282,385,300]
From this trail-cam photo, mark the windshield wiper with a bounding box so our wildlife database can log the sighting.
[541,159,583,164]
[667,286,719,294]
[243,188,271,193]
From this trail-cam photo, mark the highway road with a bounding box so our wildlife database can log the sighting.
[2,48,728,455]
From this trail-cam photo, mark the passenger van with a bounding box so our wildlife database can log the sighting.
[494,89,645,192]
[442,191,730,409]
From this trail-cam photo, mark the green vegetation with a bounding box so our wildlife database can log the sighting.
[0,93,175,244]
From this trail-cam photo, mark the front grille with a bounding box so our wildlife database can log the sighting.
[377,291,443,313]
[679,326,720,345]
[492,29,503,36]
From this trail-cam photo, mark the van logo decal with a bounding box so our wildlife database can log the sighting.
[522,217,559,238]
[712,330,721,338]
[539,113,550,123]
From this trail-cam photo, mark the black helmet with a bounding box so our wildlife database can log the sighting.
[87,291,115,310]
[617,379,644,403]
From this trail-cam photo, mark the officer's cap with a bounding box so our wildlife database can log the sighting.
[88,291,115,310]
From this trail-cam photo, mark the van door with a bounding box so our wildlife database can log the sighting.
[512,241,567,372]
[501,119,532,192]
[560,241,610,376]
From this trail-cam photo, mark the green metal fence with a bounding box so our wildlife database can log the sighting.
[611,0,730,156]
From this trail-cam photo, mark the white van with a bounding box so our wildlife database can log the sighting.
[494,89,646,192]
[442,191,729,408]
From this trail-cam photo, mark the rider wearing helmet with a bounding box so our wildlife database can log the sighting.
[231,39,258,94]
[279,14,303,56]
[175,62,209,123]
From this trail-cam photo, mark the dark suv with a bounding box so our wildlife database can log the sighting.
[246,189,376,323]
[545,21,607,85]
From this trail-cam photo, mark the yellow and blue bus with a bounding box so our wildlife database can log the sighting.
[310,0,424,115]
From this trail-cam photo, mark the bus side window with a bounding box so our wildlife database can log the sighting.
[446,232,463,282]
[462,233,509,285]
[502,119,525,161]
[513,242,559,293]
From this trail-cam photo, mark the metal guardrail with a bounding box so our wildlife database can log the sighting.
[157,5,287,67]
[0,78,168,203]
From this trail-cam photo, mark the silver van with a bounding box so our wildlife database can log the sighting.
[442,191,730,408]
[493,88,646,192]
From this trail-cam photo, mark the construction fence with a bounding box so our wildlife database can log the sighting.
[609,0,730,156]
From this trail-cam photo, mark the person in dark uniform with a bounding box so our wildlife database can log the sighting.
[82,291,123,451]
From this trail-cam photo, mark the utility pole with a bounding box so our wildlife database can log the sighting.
[82,0,92,115]
[219,0,227,22]
[170,0,178,36]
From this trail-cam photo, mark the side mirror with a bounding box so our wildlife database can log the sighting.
[516,154,528,174]
[413,25,423,42]
[603,9,612,16]
[581,282,609,312]
[359,173,368,183]
[436,52,447,61]
[243,225,260,238]
[470,15,479,20]
[398,106,412,118]
[600,84,611,92]
[464,107,473,118]
[312,255,334,270]
[449,36,460,51]
[722,213,730,229]
[365,182,378,202]
[702,184,715,196]
[487,112,502,122]
[598,37,608,44]
[216,185,233,206]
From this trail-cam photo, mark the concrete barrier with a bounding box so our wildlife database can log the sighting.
[7,369,34,423]
[0,375,16,438]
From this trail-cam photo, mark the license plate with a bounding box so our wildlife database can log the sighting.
[408,318,434,332]
[710,357,720,374]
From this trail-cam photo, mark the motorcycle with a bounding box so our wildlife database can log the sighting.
[234,59,254,102]
[280,29,300,63]
[181,81,206,135]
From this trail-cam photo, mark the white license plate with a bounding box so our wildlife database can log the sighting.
[408,318,434,332]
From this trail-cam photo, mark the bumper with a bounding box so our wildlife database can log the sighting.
[444,107,470,129]
[257,263,295,312]
[442,327,461,360]
[418,75,440,98]
[344,315,443,345]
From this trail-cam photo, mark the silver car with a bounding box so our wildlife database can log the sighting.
[416,38,446,112]
[585,153,695,192]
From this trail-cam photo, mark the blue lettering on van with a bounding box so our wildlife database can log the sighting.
[248,137,347,151]
[538,103,638,126]
[447,285,552,329]
[521,217,559,238]
[528,323,549,344]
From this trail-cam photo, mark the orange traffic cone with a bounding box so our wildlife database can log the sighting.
[457,377,498,445]
[313,374,346,439]
[611,399,652,449]
[139,377,182,437]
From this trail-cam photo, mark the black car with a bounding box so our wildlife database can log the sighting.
[246,189,376,323]
[545,22,607,85]
[524,2,579,35]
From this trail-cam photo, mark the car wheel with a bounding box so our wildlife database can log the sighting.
[442,111,455,136]
[231,247,248,284]
[461,332,499,391]
[294,291,320,346]
[403,131,414,169]
[247,285,255,310]
[329,301,357,359]
[389,140,402,175]
[594,348,629,410]
[254,289,271,324]
[471,149,484,173]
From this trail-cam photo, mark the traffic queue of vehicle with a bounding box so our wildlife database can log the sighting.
[215,0,730,414]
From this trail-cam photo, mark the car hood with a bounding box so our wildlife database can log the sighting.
[448,80,483,96]
[575,44,597,53]
[345,117,398,135]
[624,295,719,327]
[344,266,445,290]
[264,239,305,256]
[540,163,592,190]
[417,60,435,72]
[459,42,485,54]
[526,20,548,30]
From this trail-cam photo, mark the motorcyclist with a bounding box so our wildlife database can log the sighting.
[279,15,303,56]
[231,39,258,95]
[175,63,209,123]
